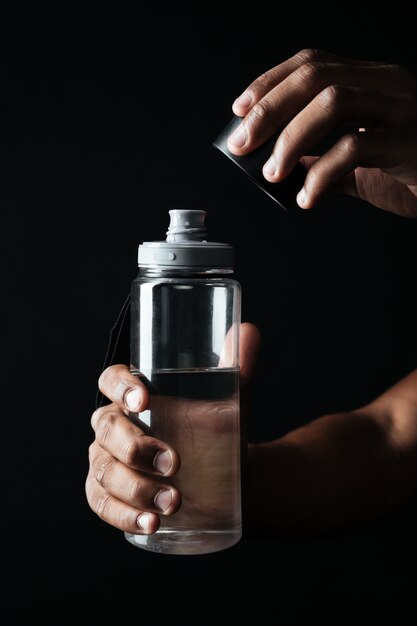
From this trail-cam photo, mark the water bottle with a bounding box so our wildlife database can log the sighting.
[125,209,242,555]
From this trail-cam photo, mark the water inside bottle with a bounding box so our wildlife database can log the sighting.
[125,367,242,555]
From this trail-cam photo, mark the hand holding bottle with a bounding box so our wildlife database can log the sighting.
[85,323,261,538]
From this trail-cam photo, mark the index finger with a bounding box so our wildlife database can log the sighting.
[232,48,383,117]
[98,364,150,413]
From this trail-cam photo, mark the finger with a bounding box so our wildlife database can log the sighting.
[218,322,261,379]
[218,323,239,369]
[228,62,414,156]
[300,156,417,216]
[91,405,180,476]
[300,156,319,170]
[232,48,383,116]
[239,324,261,445]
[90,444,181,515]
[98,364,149,413]
[263,86,413,183]
[240,323,261,383]
[85,472,160,534]
[232,49,325,116]
[296,129,409,209]
[300,155,358,198]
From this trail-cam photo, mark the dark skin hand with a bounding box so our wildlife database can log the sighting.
[228,49,417,216]
[86,324,261,535]
[86,324,417,539]
[86,51,417,538]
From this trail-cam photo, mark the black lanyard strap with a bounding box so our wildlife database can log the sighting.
[95,293,131,409]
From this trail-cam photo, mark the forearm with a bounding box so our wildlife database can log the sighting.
[245,370,417,539]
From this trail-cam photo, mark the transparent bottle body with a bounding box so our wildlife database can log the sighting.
[125,272,241,555]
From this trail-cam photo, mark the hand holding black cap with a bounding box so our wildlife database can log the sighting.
[213,115,306,210]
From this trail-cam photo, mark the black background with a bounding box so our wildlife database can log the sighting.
[2,7,417,624]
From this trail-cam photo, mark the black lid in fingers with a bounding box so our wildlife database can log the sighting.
[213,115,306,210]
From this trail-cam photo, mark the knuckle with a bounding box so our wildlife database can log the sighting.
[316,84,346,113]
[250,99,271,124]
[85,474,97,511]
[127,477,144,502]
[339,132,360,157]
[296,61,323,85]
[91,406,106,430]
[95,410,118,447]
[296,48,322,64]
[95,454,116,487]
[121,437,140,466]
[387,63,408,80]
[88,442,98,462]
[386,62,402,73]
[85,475,94,502]
[252,71,275,92]
[96,492,113,520]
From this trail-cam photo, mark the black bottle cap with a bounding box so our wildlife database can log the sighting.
[213,115,306,210]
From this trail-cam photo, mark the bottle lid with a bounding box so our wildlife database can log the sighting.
[138,210,234,271]
[213,115,306,210]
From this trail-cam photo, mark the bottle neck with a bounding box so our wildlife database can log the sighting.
[138,266,234,278]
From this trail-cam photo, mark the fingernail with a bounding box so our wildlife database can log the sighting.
[137,513,151,532]
[263,156,276,177]
[228,124,247,149]
[297,187,307,208]
[153,449,173,475]
[154,489,173,513]
[125,388,141,411]
[233,92,252,109]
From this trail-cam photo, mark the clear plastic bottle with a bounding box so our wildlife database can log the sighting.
[125,209,241,555]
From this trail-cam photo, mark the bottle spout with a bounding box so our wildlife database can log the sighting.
[166,209,207,242]
[138,208,233,270]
